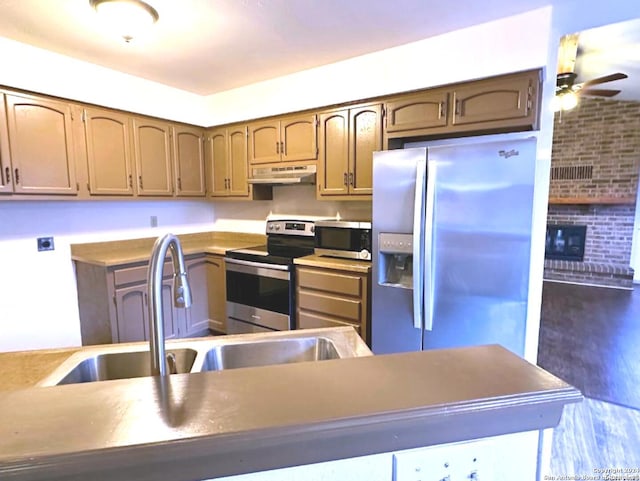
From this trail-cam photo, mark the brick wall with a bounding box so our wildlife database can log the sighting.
[546,97,640,288]
[550,97,640,201]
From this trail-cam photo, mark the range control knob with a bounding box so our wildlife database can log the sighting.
[360,249,371,260]
[310,225,315,233]
[268,224,274,231]
[275,224,281,231]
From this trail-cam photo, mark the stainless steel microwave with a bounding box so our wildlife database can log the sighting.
[314,221,372,261]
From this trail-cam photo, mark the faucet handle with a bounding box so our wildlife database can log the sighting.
[173,272,192,308]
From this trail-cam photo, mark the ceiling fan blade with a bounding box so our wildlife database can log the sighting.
[581,72,628,88]
[580,88,621,97]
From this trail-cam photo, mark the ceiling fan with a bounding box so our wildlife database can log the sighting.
[554,33,628,111]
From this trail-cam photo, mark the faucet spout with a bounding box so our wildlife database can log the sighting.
[147,233,192,376]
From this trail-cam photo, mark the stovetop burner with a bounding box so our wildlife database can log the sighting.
[225,219,319,266]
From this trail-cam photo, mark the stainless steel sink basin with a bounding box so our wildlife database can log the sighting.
[54,349,197,385]
[37,327,373,387]
[201,337,339,371]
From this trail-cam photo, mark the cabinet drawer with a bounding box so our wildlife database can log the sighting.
[297,290,362,322]
[297,268,362,297]
[298,310,360,333]
[113,261,173,287]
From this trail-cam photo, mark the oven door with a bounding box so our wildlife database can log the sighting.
[225,258,292,332]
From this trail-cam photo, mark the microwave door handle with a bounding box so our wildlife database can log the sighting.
[412,159,426,330]
[423,159,436,332]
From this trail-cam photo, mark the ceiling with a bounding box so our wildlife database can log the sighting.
[573,17,640,102]
[0,0,569,96]
[0,1,637,101]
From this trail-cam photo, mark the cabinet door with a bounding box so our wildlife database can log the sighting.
[206,129,229,197]
[227,125,250,197]
[349,105,381,195]
[184,257,209,336]
[248,121,280,164]
[84,108,134,195]
[385,90,448,133]
[115,284,148,342]
[5,94,77,195]
[451,73,536,127]
[161,280,180,339]
[173,125,205,197]
[0,93,12,194]
[132,118,173,196]
[206,255,227,333]
[317,110,349,196]
[281,114,317,162]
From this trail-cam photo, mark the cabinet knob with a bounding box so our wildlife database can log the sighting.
[276,141,280,154]
[4,167,9,184]
[343,172,348,186]
[349,172,354,186]
[138,176,143,189]
[14,168,19,185]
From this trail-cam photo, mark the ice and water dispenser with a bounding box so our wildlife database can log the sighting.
[377,233,414,289]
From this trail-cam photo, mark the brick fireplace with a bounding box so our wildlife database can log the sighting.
[545,97,640,289]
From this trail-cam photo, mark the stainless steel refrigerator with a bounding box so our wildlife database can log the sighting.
[371,133,536,356]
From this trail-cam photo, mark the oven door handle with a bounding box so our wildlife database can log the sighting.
[224,257,290,271]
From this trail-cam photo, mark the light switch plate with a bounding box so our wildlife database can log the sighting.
[393,439,492,481]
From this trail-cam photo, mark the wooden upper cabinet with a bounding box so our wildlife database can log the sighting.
[280,114,317,162]
[451,70,538,128]
[84,108,134,196]
[248,121,279,164]
[318,103,381,198]
[227,126,249,196]
[0,93,12,194]
[4,93,77,195]
[349,105,381,195]
[318,110,349,196]
[173,125,205,197]
[385,89,448,133]
[206,128,228,197]
[132,118,173,196]
[205,125,250,198]
[248,114,317,164]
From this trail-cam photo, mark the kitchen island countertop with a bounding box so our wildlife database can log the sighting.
[0,343,581,481]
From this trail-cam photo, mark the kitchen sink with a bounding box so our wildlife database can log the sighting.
[37,327,372,387]
[200,337,339,371]
[54,349,198,385]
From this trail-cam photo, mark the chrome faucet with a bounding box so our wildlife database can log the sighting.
[147,233,192,376]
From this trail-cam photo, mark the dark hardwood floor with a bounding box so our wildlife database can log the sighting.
[537,280,640,410]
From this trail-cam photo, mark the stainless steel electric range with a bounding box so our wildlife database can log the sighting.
[224,219,316,334]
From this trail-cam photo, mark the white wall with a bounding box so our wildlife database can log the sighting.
[212,185,372,233]
[0,37,207,125]
[203,8,553,126]
[0,201,215,352]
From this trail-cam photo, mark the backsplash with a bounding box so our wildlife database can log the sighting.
[212,184,372,233]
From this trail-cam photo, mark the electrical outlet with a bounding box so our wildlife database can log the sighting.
[150,215,158,227]
[393,439,492,481]
[37,237,55,252]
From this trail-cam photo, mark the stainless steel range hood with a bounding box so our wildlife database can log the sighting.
[247,165,316,185]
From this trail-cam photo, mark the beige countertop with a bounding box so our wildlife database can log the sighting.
[294,254,371,273]
[71,231,266,267]
[0,344,581,481]
[0,347,80,392]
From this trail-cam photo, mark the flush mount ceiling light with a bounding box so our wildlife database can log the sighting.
[90,0,159,43]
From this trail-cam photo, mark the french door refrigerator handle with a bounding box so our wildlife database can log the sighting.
[412,159,426,330]
[423,159,436,332]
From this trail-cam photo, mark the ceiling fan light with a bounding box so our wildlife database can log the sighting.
[91,0,159,43]
[561,91,579,111]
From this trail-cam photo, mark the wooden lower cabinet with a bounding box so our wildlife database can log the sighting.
[296,266,370,344]
[206,255,227,333]
[76,255,210,345]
